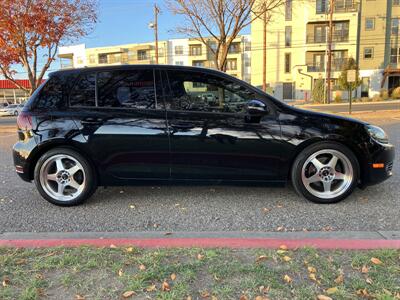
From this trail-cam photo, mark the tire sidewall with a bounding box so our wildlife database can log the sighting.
[291,142,360,204]
[34,147,97,206]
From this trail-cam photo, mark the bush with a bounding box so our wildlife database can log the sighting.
[361,97,370,102]
[380,89,389,100]
[312,79,325,103]
[334,94,342,103]
[372,95,383,102]
[354,98,362,103]
[391,87,400,99]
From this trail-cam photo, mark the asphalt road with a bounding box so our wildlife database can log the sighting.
[0,122,399,234]
[298,101,400,113]
[0,116,17,125]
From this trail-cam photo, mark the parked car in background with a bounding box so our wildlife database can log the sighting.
[0,103,24,116]
[13,65,394,206]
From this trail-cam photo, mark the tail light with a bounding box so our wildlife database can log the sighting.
[17,111,33,131]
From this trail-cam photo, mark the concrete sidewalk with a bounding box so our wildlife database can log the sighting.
[1,231,399,249]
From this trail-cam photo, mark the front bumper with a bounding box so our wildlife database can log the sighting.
[363,142,395,186]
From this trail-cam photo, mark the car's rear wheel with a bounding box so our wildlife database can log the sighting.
[291,142,359,204]
[34,148,97,206]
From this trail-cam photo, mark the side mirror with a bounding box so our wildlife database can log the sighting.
[246,100,268,115]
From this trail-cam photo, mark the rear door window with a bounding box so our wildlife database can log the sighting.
[97,69,158,109]
[35,76,64,108]
[69,72,96,107]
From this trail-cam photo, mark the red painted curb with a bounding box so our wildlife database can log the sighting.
[0,238,399,249]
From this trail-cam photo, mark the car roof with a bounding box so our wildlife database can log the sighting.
[49,64,230,78]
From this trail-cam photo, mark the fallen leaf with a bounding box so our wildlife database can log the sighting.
[2,277,10,287]
[279,244,288,250]
[170,273,177,281]
[118,269,123,277]
[122,290,136,298]
[282,256,291,262]
[259,285,270,294]
[162,281,170,291]
[129,205,136,209]
[262,208,270,213]
[307,266,316,273]
[197,253,204,260]
[146,284,156,292]
[211,296,218,300]
[186,297,192,300]
[35,273,44,280]
[200,290,210,298]
[361,265,369,273]
[125,247,134,253]
[309,273,317,281]
[334,274,344,284]
[370,257,382,265]
[16,259,27,265]
[326,287,338,294]
[164,232,173,236]
[239,295,249,300]
[139,264,146,271]
[366,278,373,284]
[283,274,292,283]
[317,295,332,300]
[356,288,369,296]
[213,274,220,281]
[277,250,287,255]
[109,244,117,249]
[256,255,268,263]
[75,295,85,300]
[277,226,284,231]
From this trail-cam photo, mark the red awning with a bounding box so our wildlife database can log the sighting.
[0,79,45,89]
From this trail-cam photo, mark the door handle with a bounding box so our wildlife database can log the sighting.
[81,118,104,125]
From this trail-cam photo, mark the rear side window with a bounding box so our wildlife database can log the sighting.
[69,73,96,107]
[35,77,64,108]
[97,69,157,109]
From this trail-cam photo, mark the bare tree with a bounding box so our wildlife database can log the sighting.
[168,0,284,71]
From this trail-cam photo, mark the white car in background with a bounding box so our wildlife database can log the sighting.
[0,104,24,116]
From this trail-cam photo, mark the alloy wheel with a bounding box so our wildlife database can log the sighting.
[301,149,353,199]
[39,154,86,201]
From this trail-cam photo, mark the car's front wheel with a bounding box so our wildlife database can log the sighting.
[34,148,97,206]
[291,142,359,204]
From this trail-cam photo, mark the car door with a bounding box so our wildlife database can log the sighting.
[69,68,170,183]
[163,68,283,182]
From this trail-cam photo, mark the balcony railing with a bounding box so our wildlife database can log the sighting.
[307,58,348,72]
[306,33,349,44]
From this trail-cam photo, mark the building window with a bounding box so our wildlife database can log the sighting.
[365,18,375,30]
[175,46,183,55]
[137,50,149,60]
[333,21,349,42]
[190,45,202,56]
[394,0,400,5]
[228,42,240,54]
[175,61,184,65]
[392,18,399,35]
[316,0,328,13]
[226,59,237,71]
[244,41,251,51]
[192,60,205,67]
[285,0,292,20]
[128,50,135,60]
[364,47,374,59]
[98,54,108,64]
[314,25,327,43]
[284,53,291,73]
[390,48,400,64]
[76,56,83,65]
[285,26,292,47]
[89,55,95,64]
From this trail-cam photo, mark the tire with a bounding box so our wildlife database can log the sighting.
[34,147,97,206]
[291,142,359,204]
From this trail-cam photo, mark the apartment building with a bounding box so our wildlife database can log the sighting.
[251,0,400,100]
[58,35,252,82]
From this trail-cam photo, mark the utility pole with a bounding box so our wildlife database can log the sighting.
[326,0,334,104]
[262,7,267,92]
[153,4,160,64]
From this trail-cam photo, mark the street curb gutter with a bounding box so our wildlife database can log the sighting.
[1,231,400,249]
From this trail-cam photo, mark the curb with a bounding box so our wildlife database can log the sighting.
[1,231,400,249]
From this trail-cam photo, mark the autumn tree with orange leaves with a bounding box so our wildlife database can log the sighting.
[0,0,97,94]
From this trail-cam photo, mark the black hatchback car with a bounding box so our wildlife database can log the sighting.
[13,65,394,206]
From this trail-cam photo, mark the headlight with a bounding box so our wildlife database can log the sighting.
[366,125,389,144]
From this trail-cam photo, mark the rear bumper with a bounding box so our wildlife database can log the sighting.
[362,142,395,186]
[13,137,38,182]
